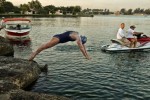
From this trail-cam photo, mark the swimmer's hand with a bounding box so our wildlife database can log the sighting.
[86,56,91,60]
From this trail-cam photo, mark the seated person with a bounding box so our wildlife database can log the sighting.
[126,25,143,48]
[117,23,130,47]
[16,24,21,30]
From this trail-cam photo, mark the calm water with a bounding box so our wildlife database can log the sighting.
[2,15,150,100]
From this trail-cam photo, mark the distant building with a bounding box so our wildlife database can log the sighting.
[92,9,103,14]
[114,11,120,15]
[83,9,93,14]
[55,10,63,15]
[24,9,37,14]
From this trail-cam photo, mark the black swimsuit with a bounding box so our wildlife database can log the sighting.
[53,31,77,43]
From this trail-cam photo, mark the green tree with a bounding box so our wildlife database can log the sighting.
[0,0,6,13]
[0,0,6,6]
[28,0,42,14]
[14,6,21,13]
[20,4,29,14]
[134,8,141,13]
[73,6,81,15]
[43,5,56,14]
[140,9,144,13]
[59,6,67,15]
[120,8,126,15]
[3,1,14,13]
[127,9,132,15]
[145,9,150,14]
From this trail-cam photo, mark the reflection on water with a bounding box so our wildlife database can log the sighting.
[1,16,150,100]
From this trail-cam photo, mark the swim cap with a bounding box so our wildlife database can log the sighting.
[80,35,87,44]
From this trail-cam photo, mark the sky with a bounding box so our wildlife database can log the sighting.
[7,0,150,11]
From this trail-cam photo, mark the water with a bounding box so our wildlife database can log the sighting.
[1,15,150,100]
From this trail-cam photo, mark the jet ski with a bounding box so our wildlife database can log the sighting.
[101,34,150,52]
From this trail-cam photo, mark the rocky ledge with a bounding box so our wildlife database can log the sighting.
[0,36,70,100]
[0,36,14,56]
[0,57,70,100]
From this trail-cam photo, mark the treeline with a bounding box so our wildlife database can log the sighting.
[1,0,150,15]
[0,0,81,15]
[120,8,150,15]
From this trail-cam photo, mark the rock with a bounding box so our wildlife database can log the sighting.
[0,56,41,93]
[0,90,70,100]
[0,56,70,100]
[0,36,14,56]
[39,64,48,72]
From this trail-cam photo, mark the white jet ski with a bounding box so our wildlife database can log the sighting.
[101,35,150,52]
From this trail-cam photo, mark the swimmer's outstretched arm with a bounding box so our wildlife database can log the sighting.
[76,39,91,60]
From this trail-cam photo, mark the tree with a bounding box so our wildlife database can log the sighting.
[127,9,132,15]
[3,1,14,13]
[140,9,144,13]
[59,6,67,15]
[43,5,56,14]
[0,0,6,6]
[120,8,126,15]
[20,4,29,14]
[134,8,141,13]
[73,6,81,15]
[0,0,6,13]
[28,0,42,14]
[14,6,21,13]
[145,9,150,14]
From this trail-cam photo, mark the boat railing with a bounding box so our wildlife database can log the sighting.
[5,24,31,30]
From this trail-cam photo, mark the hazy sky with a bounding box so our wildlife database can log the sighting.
[7,0,150,11]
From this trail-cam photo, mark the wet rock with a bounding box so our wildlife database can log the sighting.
[39,64,48,72]
[0,81,19,94]
[0,90,70,100]
[0,56,70,100]
[0,56,41,93]
[0,36,14,56]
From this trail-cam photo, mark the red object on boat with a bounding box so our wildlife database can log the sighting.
[137,37,150,43]
[2,18,31,23]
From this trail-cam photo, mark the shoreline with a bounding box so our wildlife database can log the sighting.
[0,14,94,18]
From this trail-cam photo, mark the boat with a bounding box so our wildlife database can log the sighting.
[2,18,31,43]
[101,34,150,52]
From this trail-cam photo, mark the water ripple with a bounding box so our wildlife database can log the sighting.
[10,16,150,100]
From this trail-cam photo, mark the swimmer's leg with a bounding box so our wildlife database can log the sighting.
[28,37,59,61]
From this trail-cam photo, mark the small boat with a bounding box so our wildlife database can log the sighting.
[2,18,31,43]
[101,35,150,52]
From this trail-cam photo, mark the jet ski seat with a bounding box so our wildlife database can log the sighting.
[111,39,124,45]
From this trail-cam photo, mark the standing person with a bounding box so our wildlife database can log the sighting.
[127,25,143,48]
[117,23,130,47]
[28,31,91,61]
[0,17,5,30]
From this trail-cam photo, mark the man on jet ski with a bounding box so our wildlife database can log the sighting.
[117,23,130,47]
[126,25,143,48]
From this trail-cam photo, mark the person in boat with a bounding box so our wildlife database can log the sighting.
[126,25,144,48]
[16,24,21,30]
[28,31,91,61]
[117,23,130,47]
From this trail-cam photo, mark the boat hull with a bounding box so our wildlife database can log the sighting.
[2,18,31,44]
[4,29,31,42]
